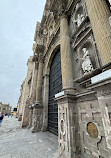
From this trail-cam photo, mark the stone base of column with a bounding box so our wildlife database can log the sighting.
[62,87,76,95]
[31,102,43,133]
[55,92,80,158]
[18,114,22,121]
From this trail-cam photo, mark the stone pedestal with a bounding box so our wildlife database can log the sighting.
[55,92,79,158]
[86,0,111,66]
[31,102,43,133]
[60,15,74,91]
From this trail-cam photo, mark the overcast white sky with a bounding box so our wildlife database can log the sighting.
[0,0,46,107]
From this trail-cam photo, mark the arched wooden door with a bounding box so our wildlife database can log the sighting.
[48,50,62,135]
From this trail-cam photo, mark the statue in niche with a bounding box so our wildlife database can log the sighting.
[81,48,93,74]
[75,13,85,27]
[49,26,54,37]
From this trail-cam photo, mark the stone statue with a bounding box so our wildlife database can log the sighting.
[49,27,53,36]
[81,48,93,74]
[75,13,85,27]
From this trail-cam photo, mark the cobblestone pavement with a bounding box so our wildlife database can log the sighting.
[0,117,61,158]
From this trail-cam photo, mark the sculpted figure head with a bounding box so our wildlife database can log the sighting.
[82,48,87,53]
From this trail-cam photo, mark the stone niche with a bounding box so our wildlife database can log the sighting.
[69,0,88,35]
[73,34,100,80]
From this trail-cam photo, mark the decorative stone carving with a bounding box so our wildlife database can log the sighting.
[74,13,85,27]
[81,48,93,74]
[49,27,54,37]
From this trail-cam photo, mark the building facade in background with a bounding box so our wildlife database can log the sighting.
[0,102,11,115]
[17,0,111,157]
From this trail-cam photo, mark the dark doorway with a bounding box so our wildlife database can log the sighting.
[48,50,62,135]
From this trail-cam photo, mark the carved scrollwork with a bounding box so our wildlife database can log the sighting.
[60,119,66,136]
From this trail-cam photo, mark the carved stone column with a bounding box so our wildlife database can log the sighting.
[36,53,43,102]
[31,45,44,132]
[42,74,49,131]
[86,0,111,66]
[60,14,74,91]
[33,62,38,101]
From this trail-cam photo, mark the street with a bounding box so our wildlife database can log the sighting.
[0,117,59,158]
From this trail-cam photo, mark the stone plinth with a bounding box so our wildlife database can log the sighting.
[31,102,43,133]
[55,92,79,158]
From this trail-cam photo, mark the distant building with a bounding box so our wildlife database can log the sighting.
[0,102,11,115]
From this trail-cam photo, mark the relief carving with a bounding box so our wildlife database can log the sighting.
[74,13,85,27]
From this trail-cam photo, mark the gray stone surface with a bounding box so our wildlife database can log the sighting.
[0,116,61,158]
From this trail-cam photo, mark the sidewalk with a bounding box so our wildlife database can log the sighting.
[0,117,60,158]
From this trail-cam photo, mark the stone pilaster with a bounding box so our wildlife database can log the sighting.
[60,14,74,91]
[86,0,111,66]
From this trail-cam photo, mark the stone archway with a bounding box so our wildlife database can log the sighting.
[48,49,62,135]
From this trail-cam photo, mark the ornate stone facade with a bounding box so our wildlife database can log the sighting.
[17,0,111,157]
